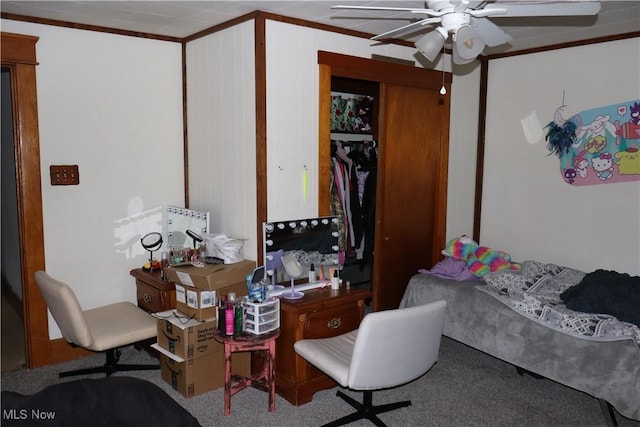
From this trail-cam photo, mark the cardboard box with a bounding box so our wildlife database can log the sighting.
[158,350,251,398]
[175,281,248,322]
[154,343,251,398]
[175,284,217,321]
[156,310,218,360]
[165,259,255,291]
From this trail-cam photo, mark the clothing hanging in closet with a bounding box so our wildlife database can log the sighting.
[330,140,377,263]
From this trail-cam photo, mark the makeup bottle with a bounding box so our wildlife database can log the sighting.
[225,301,234,336]
[308,264,316,283]
[331,268,340,290]
[160,251,170,281]
[234,300,243,336]
[218,297,226,335]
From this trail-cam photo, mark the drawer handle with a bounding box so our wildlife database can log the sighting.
[327,317,342,329]
[143,293,152,304]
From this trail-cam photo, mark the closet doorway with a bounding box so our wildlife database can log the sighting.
[318,51,451,312]
[329,77,379,293]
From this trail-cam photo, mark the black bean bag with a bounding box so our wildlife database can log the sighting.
[1,376,201,427]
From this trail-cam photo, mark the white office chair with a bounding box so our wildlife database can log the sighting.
[294,300,446,427]
[35,270,159,378]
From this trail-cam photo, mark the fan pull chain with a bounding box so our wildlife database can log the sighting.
[439,47,447,95]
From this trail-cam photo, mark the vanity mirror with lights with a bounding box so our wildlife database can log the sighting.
[263,216,340,287]
[130,206,210,314]
[166,206,210,249]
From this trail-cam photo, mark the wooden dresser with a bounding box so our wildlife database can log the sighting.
[129,268,176,313]
[275,287,370,406]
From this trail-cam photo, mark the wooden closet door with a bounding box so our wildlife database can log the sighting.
[372,83,449,312]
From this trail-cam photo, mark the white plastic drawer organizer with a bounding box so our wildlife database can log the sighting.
[244,299,280,335]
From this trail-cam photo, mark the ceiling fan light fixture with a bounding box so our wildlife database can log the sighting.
[452,46,476,65]
[454,25,485,61]
[414,27,447,62]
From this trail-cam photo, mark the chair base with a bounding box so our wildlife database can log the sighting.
[59,347,159,378]
[322,390,411,427]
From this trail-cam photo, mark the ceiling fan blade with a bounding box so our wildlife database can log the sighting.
[371,18,441,41]
[452,1,468,13]
[331,5,438,16]
[484,1,601,17]
[468,7,508,18]
[470,17,512,47]
[465,1,486,9]
[449,0,487,12]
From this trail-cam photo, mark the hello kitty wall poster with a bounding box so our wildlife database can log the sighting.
[546,99,640,186]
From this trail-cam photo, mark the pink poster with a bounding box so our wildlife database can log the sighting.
[555,100,640,186]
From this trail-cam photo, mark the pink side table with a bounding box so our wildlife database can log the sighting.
[213,329,281,416]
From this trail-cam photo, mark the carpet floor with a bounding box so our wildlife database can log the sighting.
[2,336,638,427]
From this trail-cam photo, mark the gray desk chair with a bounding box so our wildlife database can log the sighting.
[294,300,446,427]
[35,271,159,378]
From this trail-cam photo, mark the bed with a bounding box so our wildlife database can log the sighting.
[399,260,640,422]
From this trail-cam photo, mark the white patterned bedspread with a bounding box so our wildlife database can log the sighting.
[479,261,640,345]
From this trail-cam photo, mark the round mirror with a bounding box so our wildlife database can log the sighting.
[140,232,163,264]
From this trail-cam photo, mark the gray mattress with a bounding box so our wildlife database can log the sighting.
[399,273,640,421]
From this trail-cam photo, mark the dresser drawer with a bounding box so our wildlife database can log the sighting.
[275,288,370,406]
[131,268,176,313]
[136,281,166,313]
[303,302,362,339]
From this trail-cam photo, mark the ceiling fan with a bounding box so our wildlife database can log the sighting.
[332,1,601,64]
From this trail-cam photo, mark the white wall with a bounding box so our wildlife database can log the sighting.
[448,63,482,239]
[185,21,258,262]
[482,38,640,275]
[1,20,185,338]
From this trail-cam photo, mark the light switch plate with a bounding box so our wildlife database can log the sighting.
[50,165,79,185]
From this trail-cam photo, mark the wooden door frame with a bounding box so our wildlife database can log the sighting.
[318,51,452,311]
[317,51,451,310]
[318,51,450,215]
[2,32,91,368]
[1,32,49,368]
